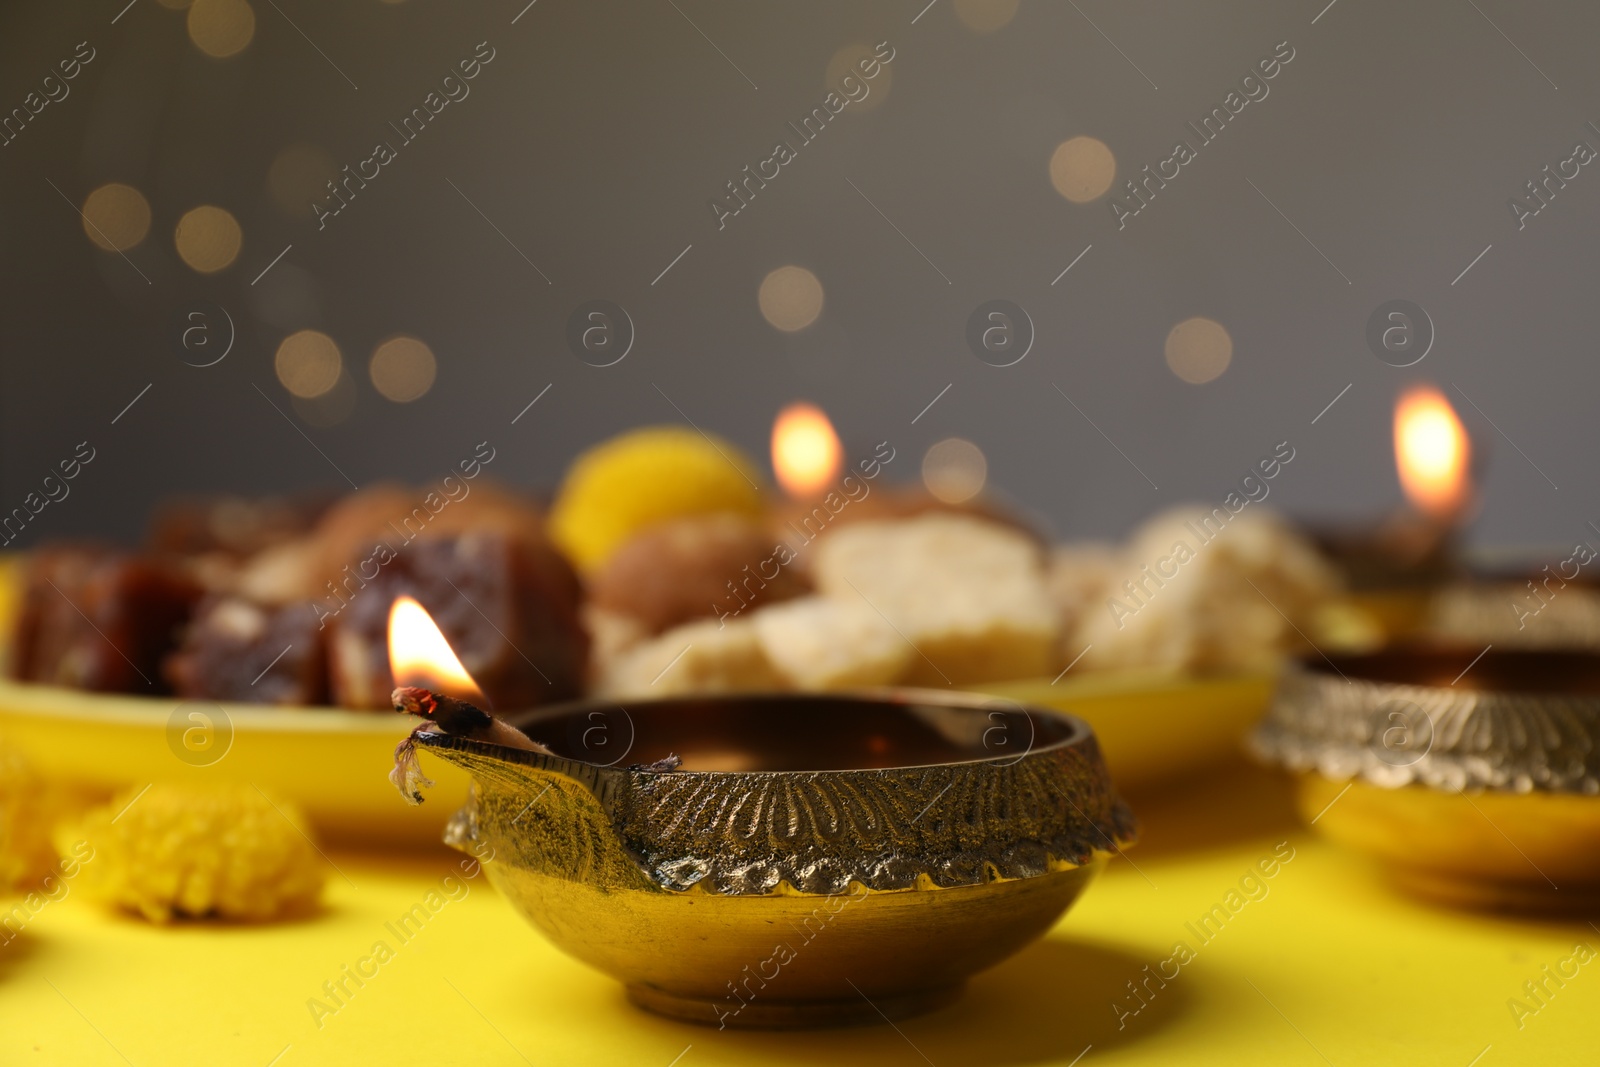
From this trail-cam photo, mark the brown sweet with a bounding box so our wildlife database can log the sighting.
[9,547,201,694]
[590,514,809,634]
[165,596,327,705]
[309,479,546,589]
[325,531,587,711]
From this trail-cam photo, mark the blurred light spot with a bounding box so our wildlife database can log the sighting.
[955,0,1019,32]
[188,0,255,58]
[824,44,890,113]
[1049,136,1116,203]
[758,266,824,332]
[267,144,337,221]
[275,330,342,399]
[81,183,151,252]
[1394,385,1470,518]
[293,369,358,428]
[771,402,843,498]
[174,205,242,273]
[923,438,988,503]
[369,336,437,403]
[1164,317,1233,385]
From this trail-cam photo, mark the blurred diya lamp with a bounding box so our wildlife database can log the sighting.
[765,400,911,541]
[1251,645,1600,910]
[1310,385,1477,640]
[1422,564,1600,652]
[764,400,1033,557]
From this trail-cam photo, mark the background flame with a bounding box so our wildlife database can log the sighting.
[770,402,842,498]
[386,596,485,703]
[1394,385,1471,519]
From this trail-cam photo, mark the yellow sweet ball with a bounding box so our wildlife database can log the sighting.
[549,426,765,572]
[58,783,326,922]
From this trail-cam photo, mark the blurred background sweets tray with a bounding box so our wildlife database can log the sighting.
[0,665,1274,848]
[976,668,1276,790]
[0,678,470,846]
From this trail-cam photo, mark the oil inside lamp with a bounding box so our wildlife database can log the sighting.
[771,401,842,498]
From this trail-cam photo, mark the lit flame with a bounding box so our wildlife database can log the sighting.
[387,596,485,703]
[1394,385,1471,519]
[771,402,842,498]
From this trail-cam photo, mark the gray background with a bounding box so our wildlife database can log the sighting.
[1,0,1594,551]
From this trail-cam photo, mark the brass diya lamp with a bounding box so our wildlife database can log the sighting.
[1251,645,1600,910]
[411,689,1135,1028]
[1310,384,1475,642]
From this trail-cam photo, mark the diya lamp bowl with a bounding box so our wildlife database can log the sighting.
[414,689,1135,1028]
[1251,645,1600,910]
[1308,515,1460,640]
[1308,383,1480,642]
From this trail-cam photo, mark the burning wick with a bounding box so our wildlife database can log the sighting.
[384,598,682,804]
[391,686,551,752]
[388,687,555,806]
[385,596,554,805]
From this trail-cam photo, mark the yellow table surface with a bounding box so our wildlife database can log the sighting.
[2,760,1594,1066]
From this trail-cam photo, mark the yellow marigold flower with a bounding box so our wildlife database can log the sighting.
[58,783,326,923]
[549,425,765,572]
[0,745,59,891]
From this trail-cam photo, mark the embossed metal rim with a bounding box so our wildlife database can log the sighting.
[1250,654,1600,795]
[415,689,1136,895]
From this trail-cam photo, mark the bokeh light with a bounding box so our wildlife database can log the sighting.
[175,205,242,273]
[954,0,1020,32]
[1164,317,1233,385]
[369,336,437,403]
[1049,136,1117,203]
[824,44,891,113]
[275,330,342,399]
[758,266,824,332]
[80,183,151,252]
[922,438,988,503]
[187,0,256,59]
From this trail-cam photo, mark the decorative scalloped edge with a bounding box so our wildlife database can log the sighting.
[1251,667,1600,794]
[418,730,1136,896]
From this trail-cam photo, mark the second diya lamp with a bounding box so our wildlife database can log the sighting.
[1307,385,1478,643]
[764,401,1039,571]
[1251,644,1600,911]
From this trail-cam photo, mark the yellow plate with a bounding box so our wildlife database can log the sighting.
[974,668,1277,789]
[0,679,469,846]
[0,662,1273,845]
